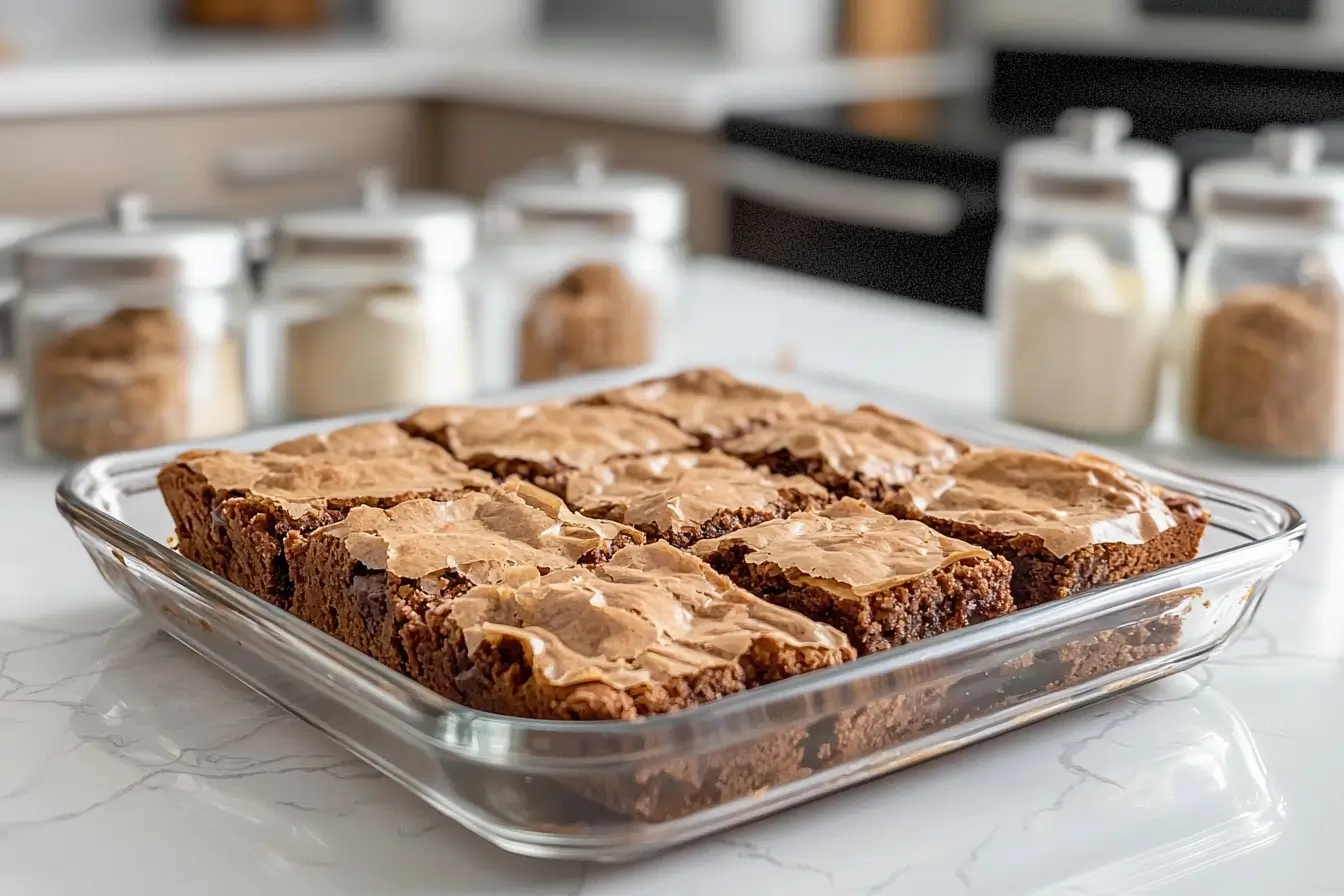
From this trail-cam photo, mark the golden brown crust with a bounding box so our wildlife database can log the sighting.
[566,450,829,530]
[723,405,967,490]
[693,499,991,599]
[310,483,642,581]
[890,449,1185,558]
[440,542,853,696]
[585,368,828,445]
[403,403,697,470]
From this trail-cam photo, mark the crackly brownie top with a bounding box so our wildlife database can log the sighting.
[170,423,492,502]
[406,403,697,469]
[565,450,828,529]
[893,449,1182,558]
[311,482,641,581]
[722,405,967,485]
[440,542,851,690]
[267,422,433,458]
[586,368,827,442]
[693,499,990,599]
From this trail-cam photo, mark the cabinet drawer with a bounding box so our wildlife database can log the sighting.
[0,100,425,218]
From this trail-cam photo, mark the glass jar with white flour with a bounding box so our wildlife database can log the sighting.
[989,109,1180,440]
[250,171,476,423]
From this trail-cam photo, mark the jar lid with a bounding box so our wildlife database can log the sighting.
[274,170,476,271]
[1003,109,1179,215]
[484,144,686,242]
[1191,126,1344,228]
[18,193,245,290]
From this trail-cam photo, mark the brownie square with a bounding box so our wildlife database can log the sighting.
[694,499,1014,655]
[158,422,494,608]
[431,541,854,719]
[401,403,697,496]
[284,482,642,697]
[580,368,829,447]
[722,404,969,505]
[565,449,831,549]
[886,449,1209,608]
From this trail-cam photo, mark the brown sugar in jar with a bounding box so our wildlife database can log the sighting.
[1192,282,1344,459]
[518,263,652,384]
[31,307,244,459]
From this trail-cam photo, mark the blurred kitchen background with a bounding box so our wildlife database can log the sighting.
[5,0,1344,462]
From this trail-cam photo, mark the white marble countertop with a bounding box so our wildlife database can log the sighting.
[1,258,1340,894]
[0,35,980,130]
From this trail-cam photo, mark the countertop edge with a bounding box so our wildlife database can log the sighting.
[0,45,983,130]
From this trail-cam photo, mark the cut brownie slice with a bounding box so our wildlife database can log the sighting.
[431,541,854,720]
[722,404,969,505]
[886,449,1209,608]
[285,482,642,697]
[401,403,697,496]
[694,499,1014,655]
[158,422,493,607]
[565,449,830,549]
[580,368,828,447]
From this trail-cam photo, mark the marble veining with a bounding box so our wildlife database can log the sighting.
[3,260,1343,894]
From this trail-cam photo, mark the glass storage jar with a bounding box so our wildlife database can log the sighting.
[16,193,249,461]
[478,143,686,390]
[1181,126,1344,460]
[0,217,40,418]
[989,108,1180,440]
[250,171,476,423]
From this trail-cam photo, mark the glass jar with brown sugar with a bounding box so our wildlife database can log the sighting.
[518,263,652,383]
[15,193,249,461]
[1181,126,1344,460]
[479,143,685,389]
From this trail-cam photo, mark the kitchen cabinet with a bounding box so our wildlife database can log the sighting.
[0,100,431,218]
[0,97,723,252]
[438,101,725,253]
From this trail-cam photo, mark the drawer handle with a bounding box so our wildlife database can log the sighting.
[221,145,346,188]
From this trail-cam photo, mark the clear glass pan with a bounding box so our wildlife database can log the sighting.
[55,366,1306,862]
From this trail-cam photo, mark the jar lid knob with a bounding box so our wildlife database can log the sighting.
[360,167,397,212]
[1058,108,1133,155]
[567,142,609,187]
[108,190,150,231]
[1261,126,1324,175]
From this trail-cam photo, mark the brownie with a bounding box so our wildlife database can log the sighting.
[401,403,697,496]
[694,499,1014,655]
[417,540,853,822]
[284,481,643,697]
[565,449,831,548]
[158,422,494,608]
[722,404,970,505]
[432,541,853,718]
[886,449,1209,608]
[581,368,829,447]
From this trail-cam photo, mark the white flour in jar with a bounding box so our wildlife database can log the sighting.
[285,285,473,419]
[998,233,1169,438]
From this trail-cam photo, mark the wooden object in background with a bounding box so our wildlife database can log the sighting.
[842,0,939,139]
[184,0,328,30]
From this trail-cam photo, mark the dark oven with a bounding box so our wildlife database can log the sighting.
[722,110,1000,315]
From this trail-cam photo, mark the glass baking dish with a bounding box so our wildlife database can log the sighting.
[54,366,1306,862]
